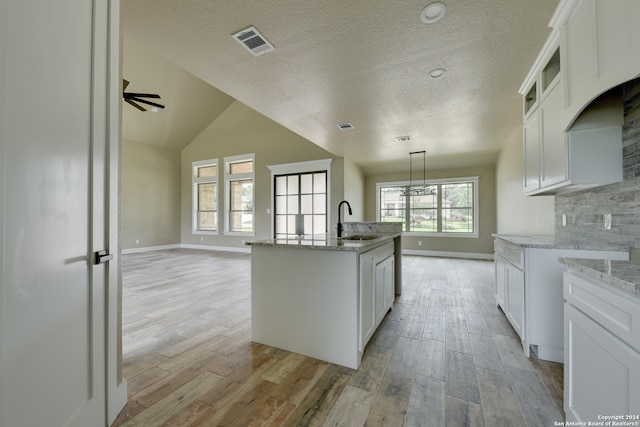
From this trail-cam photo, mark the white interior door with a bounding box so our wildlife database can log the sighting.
[0,0,117,425]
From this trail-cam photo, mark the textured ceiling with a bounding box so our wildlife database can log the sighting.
[122,0,560,173]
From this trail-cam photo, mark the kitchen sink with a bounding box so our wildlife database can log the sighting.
[339,234,381,241]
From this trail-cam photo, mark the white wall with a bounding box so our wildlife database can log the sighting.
[495,132,555,234]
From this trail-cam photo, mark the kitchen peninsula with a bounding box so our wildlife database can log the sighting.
[247,223,401,369]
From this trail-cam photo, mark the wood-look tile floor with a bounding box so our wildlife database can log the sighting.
[112,249,565,427]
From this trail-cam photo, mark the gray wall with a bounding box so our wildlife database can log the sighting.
[495,124,555,235]
[556,77,640,249]
[122,139,181,249]
[180,100,355,249]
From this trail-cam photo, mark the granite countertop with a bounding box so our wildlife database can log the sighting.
[246,232,400,252]
[560,258,640,296]
[493,234,630,251]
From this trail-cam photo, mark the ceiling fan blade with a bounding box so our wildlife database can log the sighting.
[124,92,161,99]
[131,97,165,109]
[125,98,146,111]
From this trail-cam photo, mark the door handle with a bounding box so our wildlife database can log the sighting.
[94,250,113,265]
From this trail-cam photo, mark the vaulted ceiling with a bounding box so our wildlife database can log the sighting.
[122,0,560,174]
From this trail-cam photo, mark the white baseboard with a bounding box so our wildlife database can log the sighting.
[180,243,251,254]
[122,244,181,254]
[122,243,251,255]
[402,249,494,261]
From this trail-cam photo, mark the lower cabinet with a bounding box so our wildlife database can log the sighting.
[359,242,394,351]
[505,262,525,340]
[564,270,640,421]
[494,240,528,352]
[375,252,394,325]
[359,253,376,351]
[493,237,629,363]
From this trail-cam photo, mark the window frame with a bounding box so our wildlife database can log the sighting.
[192,159,219,234]
[224,153,255,236]
[376,176,479,238]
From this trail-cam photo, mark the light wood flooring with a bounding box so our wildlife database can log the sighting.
[112,249,564,427]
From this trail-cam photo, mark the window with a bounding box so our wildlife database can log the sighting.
[377,177,478,236]
[192,159,218,233]
[225,154,254,235]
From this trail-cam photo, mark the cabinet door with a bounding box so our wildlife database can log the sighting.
[523,113,541,193]
[359,254,376,351]
[375,260,386,324]
[564,0,598,116]
[565,304,640,422]
[494,256,507,310]
[595,0,637,89]
[383,257,395,311]
[506,263,525,340]
[540,81,568,188]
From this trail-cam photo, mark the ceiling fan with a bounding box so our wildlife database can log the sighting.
[123,79,165,112]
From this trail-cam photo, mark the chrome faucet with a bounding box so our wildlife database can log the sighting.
[337,200,352,238]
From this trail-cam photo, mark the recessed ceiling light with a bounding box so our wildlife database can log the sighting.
[421,2,447,24]
[429,68,447,79]
[336,122,355,131]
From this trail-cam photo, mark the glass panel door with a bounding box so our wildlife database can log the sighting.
[274,171,327,237]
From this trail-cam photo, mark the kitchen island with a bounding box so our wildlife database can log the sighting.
[247,228,401,369]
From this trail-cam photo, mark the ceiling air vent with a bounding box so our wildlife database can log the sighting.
[336,122,355,131]
[395,136,412,143]
[232,26,275,57]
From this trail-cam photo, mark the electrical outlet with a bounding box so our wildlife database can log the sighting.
[135,239,140,244]
[562,214,567,226]
[200,236,204,242]
[418,240,422,247]
[604,213,612,230]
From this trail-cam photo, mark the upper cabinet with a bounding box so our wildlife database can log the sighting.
[562,0,640,128]
[519,0,637,196]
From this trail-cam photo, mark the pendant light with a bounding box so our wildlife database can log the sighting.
[401,150,429,196]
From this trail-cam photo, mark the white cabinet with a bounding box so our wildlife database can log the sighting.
[494,240,526,344]
[359,242,394,352]
[562,0,640,128]
[359,253,376,351]
[523,78,566,194]
[494,237,629,363]
[522,57,623,195]
[505,262,525,339]
[494,256,507,309]
[376,251,394,325]
[520,0,638,196]
[539,79,567,188]
[564,270,640,422]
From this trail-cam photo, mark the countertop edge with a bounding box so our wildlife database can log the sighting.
[246,233,401,253]
[493,234,630,251]
[559,258,640,296]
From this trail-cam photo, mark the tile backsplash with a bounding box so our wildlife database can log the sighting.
[556,77,640,249]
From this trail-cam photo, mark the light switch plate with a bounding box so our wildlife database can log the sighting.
[604,213,612,230]
[562,214,567,226]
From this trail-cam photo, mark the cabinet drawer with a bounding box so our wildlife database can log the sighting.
[564,271,640,353]
[494,240,524,269]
